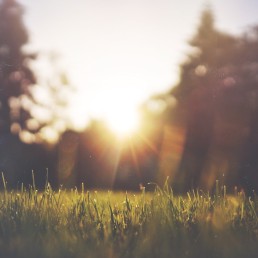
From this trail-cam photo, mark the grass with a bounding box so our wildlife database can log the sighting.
[0,174,258,258]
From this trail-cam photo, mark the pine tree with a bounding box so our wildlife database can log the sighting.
[170,7,239,191]
[173,7,237,100]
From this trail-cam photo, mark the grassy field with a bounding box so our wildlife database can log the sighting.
[0,175,258,258]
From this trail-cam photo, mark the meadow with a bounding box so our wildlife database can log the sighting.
[0,174,258,258]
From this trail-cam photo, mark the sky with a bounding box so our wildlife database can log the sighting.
[18,0,258,132]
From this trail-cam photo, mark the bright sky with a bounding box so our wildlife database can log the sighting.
[19,0,258,133]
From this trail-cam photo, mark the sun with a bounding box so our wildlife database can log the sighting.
[97,90,141,138]
[69,86,142,138]
[104,105,140,138]
[97,88,142,138]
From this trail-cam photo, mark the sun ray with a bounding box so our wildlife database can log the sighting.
[137,133,159,155]
[129,140,141,178]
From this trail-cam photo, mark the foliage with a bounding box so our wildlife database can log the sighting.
[0,0,75,144]
[0,176,258,258]
[21,53,76,144]
[149,7,258,192]
[0,0,35,134]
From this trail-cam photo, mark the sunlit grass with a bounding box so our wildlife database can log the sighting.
[0,175,258,258]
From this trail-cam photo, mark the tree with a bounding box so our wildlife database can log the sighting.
[0,0,35,134]
[167,7,258,193]
[173,8,237,99]
[160,7,247,191]
[0,0,76,145]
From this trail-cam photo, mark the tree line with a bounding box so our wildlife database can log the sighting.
[1,1,258,194]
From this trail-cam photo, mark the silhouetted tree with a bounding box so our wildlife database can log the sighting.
[0,0,75,189]
[234,26,258,195]
[170,8,231,190]
[0,0,35,134]
[168,7,258,193]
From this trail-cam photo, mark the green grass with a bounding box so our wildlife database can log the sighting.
[0,175,258,258]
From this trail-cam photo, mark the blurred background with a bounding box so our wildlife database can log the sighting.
[1,0,258,194]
